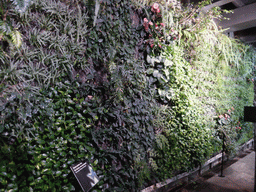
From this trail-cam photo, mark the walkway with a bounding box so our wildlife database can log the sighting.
[177,151,255,192]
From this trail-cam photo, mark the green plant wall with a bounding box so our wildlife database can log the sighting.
[0,0,256,191]
[139,0,255,179]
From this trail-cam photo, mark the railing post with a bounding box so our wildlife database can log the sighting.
[219,132,225,177]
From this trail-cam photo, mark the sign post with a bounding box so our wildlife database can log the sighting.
[244,106,256,192]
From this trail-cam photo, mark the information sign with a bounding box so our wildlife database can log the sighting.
[70,161,99,192]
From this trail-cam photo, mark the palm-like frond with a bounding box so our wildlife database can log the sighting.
[0,21,22,48]
[131,0,150,8]
[11,0,32,14]
[10,30,22,48]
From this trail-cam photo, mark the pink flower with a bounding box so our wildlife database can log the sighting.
[87,95,93,100]
[152,2,159,10]
[231,107,234,110]
[224,114,230,119]
[238,127,241,129]
[160,23,165,27]
[228,109,231,112]
[158,44,162,48]
[238,121,240,124]
[144,18,148,23]
[151,3,160,13]
[149,21,153,26]
[150,43,154,48]
[252,78,254,82]
[219,115,224,118]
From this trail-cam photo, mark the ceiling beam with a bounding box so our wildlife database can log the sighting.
[202,0,244,12]
[217,2,256,32]
[232,0,244,7]
[202,0,235,12]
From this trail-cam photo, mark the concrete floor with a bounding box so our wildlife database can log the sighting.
[178,151,255,192]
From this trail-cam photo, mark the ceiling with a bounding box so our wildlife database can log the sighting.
[184,0,256,47]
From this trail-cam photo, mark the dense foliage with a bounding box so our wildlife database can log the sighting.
[0,0,255,191]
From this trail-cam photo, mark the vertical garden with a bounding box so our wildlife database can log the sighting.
[0,0,255,191]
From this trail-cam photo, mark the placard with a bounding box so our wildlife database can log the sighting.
[70,161,99,192]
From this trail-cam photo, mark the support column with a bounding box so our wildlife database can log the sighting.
[254,122,256,192]
[254,77,256,192]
